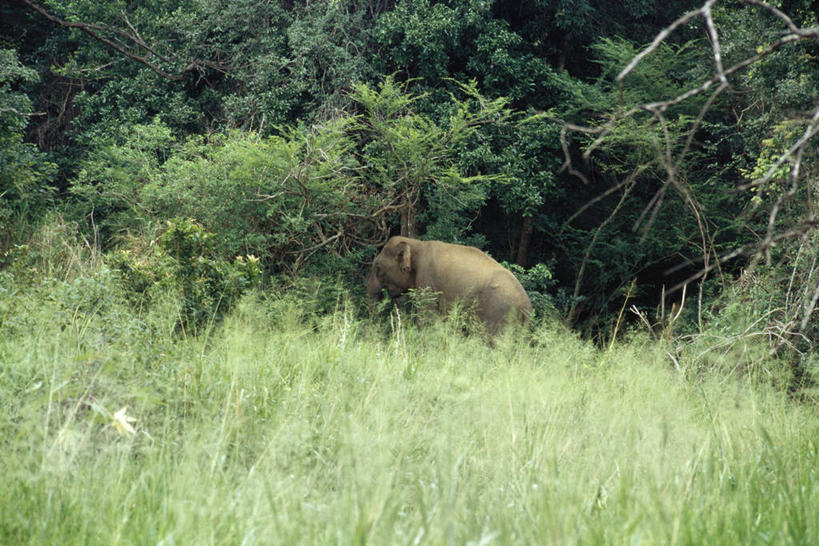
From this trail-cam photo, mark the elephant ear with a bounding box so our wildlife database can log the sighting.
[396,241,411,273]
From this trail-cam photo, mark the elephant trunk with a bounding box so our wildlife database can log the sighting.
[366,270,383,301]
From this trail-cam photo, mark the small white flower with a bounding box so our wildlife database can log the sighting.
[112,407,136,436]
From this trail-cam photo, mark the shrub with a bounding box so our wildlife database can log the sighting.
[108,218,261,331]
[503,261,557,326]
[0,49,56,254]
[674,236,819,392]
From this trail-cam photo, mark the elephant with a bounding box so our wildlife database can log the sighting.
[367,236,532,334]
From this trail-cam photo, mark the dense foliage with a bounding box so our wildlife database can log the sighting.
[2,2,818,541]
[1,0,817,374]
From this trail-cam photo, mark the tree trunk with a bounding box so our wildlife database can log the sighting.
[400,206,408,237]
[516,215,534,267]
[400,191,418,238]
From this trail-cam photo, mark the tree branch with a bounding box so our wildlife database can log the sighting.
[21,0,227,81]
[563,0,819,295]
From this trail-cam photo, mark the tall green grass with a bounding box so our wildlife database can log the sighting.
[2,281,817,544]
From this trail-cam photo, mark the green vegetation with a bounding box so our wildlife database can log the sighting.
[2,260,817,544]
[1,1,818,542]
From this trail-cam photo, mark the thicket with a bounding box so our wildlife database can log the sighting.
[1,0,817,387]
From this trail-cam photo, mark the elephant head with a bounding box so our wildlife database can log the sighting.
[366,237,415,300]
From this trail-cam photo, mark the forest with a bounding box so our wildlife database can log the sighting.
[1,0,818,543]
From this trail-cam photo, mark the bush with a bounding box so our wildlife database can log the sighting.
[108,218,261,331]
[503,261,558,326]
[1,215,101,283]
[674,239,819,392]
[0,49,56,254]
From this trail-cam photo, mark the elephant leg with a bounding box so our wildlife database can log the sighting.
[477,291,519,337]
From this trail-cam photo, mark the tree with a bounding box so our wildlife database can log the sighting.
[0,48,55,252]
[350,77,511,241]
[562,0,818,342]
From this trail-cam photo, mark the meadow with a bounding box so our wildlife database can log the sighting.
[2,276,817,545]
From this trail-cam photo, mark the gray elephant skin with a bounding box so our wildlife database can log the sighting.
[367,236,532,333]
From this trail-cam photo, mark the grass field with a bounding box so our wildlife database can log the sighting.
[2,287,818,544]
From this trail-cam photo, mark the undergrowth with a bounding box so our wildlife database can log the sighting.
[1,258,817,544]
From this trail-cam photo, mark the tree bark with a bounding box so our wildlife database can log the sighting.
[400,205,409,237]
[516,215,534,267]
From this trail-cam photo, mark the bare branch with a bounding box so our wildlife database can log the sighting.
[564,0,819,306]
[702,3,727,85]
[641,33,801,115]
[800,279,819,334]
[669,219,819,292]
[569,174,638,322]
[617,1,713,86]
[735,104,819,192]
[743,0,819,38]
[0,106,45,117]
